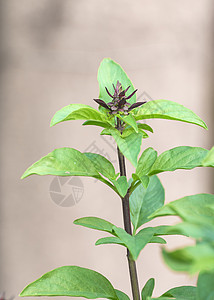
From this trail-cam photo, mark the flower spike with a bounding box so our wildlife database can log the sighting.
[105,87,114,98]
[94,81,146,115]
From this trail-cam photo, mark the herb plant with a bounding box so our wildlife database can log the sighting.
[20,58,214,300]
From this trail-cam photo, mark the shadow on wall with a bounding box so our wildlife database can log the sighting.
[26,0,67,47]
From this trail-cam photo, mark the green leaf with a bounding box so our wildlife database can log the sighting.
[20,266,118,300]
[136,147,157,177]
[138,123,153,133]
[119,114,138,133]
[149,146,210,175]
[97,58,136,105]
[84,152,117,180]
[149,236,166,244]
[121,128,148,139]
[158,286,197,300]
[152,225,188,237]
[113,227,154,260]
[74,217,115,235]
[108,128,143,167]
[134,99,207,129]
[168,222,214,243]
[141,278,155,300]
[112,176,128,198]
[162,243,214,274]
[197,270,214,300]
[95,236,124,246]
[21,148,99,179]
[114,290,130,300]
[135,175,150,189]
[150,194,214,222]
[96,227,155,260]
[119,123,153,139]
[51,104,106,127]
[82,120,112,129]
[130,176,165,232]
[202,146,214,167]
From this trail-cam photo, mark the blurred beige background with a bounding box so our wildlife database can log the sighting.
[0,0,213,299]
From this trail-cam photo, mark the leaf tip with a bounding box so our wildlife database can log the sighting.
[73,219,79,225]
[50,117,57,127]
[21,172,28,179]
[203,122,208,130]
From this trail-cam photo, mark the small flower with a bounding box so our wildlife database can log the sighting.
[94,81,146,115]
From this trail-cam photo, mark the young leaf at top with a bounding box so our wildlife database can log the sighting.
[119,114,139,133]
[134,99,207,129]
[119,124,152,140]
[50,104,107,127]
[97,58,137,105]
[130,176,165,233]
[20,266,118,300]
[149,146,213,175]
[21,148,100,179]
[117,127,149,139]
[141,278,155,300]
[104,128,143,167]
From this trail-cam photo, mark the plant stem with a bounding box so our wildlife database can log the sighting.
[116,119,140,300]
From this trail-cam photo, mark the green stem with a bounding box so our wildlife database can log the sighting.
[116,119,140,300]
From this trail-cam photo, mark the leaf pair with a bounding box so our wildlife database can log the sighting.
[74,215,186,261]
[74,216,154,260]
[49,58,208,169]
[21,147,133,197]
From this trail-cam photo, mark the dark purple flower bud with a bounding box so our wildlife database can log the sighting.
[93,99,110,110]
[124,86,130,93]
[93,80,146,115]
[128,101,146,111]
[105,87,114,98]
[118,98,126,107]
[125,89,138,100]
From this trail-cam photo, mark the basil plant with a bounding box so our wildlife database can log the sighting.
[20,58,214,300]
